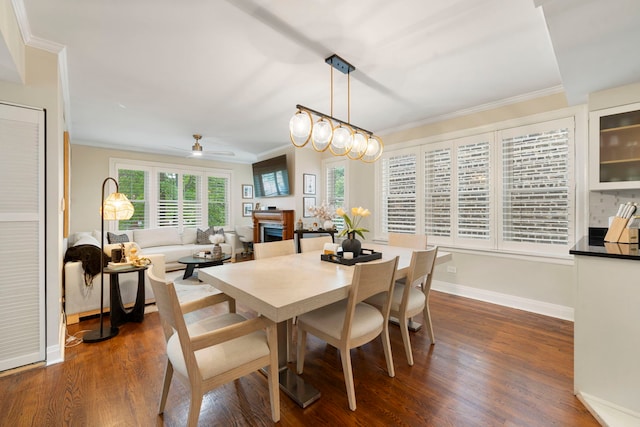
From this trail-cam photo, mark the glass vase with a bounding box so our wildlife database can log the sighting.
[341,232,361,257]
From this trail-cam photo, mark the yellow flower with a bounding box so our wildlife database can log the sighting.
[335,206,371,239]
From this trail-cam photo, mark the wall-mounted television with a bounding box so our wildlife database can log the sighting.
[252,154,291,198]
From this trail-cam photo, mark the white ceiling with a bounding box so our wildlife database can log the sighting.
[7,0,640,163]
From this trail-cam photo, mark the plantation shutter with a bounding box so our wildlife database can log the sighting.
[325,162,345,229]
[424,145,452,238]
[117,168,148,230]
[182,174,202,227]
[500,118,574,251]
[457,140,491,241]
[208,175,229,226]
[381,152,417,233]
[157,172,179,227]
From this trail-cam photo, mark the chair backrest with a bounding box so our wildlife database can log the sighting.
[235,225,254,243]
[388,232,427,249]
[254,239,296,259]
[299,236,333,253]
[342,256,399,339]
[400,247,438,308]
[147,269,185,342]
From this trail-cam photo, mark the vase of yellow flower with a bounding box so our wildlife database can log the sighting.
[336,207,371,257]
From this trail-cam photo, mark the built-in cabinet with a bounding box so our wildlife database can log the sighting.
[590,102,640,189]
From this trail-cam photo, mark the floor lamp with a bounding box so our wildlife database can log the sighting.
[84,177,135,343]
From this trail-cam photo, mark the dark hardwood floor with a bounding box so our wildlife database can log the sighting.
[0,291,598,426]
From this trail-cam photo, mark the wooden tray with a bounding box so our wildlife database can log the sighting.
[321,249,382,266]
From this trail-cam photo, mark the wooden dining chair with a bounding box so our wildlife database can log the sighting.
[388,232,427,249]
[365,247,439,365]
[147,270,280,425]
[253,239,296,259]
[296,256,399,411]
[299,235,333,253]
[253,238,297,360]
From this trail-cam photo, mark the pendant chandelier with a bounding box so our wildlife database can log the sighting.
[289,54,383,163]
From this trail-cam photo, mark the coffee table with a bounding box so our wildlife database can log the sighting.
[178,254,231,279]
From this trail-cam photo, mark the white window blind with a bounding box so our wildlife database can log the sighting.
[381,152,417,233]
[424,146,452,237]
[182,174,202,227]
[325,161,346,229]
[208,175,229,226]
[500,119,573,250]
[158,172,179,227]
[457,140,491,240]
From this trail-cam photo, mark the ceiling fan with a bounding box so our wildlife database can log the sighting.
[168,134,235,158]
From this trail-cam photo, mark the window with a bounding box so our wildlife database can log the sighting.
[117,168,148,229]
[377,114,576,256]
[380,151,417,234]
[115,160,231,230]
[324,159,347,229]
[499,118,574,253]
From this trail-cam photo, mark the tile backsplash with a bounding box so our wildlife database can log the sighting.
[590,189,640,227]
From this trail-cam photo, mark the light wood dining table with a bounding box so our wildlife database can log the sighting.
[198,243,451,408]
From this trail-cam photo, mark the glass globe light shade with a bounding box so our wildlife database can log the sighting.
[332,126,352,149]
[351,132,367,153]
[289,111,311,139]
[366,137,380,156]
[312,119,333,146]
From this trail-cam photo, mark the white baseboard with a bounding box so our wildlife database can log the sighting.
[577,391,640,427]
[432,280,574,321]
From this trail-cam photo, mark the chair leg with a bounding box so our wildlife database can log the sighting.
[423,304,436,344]
[399,316,414,366]
[266,322,281,422]
[381,324,395,377]
[228,298,236,314]
[340,348,357,411]
[187,392,203,427]
[296,329,307,374]
[158,361,174,414]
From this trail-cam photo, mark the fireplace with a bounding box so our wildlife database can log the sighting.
[262,224,284,242]
[252,210,294,243]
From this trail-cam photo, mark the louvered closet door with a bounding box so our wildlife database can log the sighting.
[0,103,45,371]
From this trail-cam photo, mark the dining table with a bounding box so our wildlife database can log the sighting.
[198,242,451,408]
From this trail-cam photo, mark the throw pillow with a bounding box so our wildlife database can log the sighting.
[196,227,215,245]
[107,232,130,244]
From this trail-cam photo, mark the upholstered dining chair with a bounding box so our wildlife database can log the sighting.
[147,270,280,425]
[296,256,399,411]
[365,247,439,365]
[253,239,296,259]
[299,235,333,253]
[388,232,427,249]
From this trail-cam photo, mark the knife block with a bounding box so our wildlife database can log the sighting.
[618,227,639,244]
[604,217,629,242]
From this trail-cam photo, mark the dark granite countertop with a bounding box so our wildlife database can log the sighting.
[570,237,640,260]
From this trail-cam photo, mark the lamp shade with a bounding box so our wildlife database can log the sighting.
[102,192,135,220]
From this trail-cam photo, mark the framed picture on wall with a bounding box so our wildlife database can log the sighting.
[242,184,253,199]
[303,173,316,195]
[242,202,253,217]
[303,197,315,218]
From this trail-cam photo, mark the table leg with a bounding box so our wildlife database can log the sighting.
[183,264,195,280]
[389,316,422,332]
[262,321,321,408]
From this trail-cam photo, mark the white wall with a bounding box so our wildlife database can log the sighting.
[69,144,255,233]
[0,11,65,364]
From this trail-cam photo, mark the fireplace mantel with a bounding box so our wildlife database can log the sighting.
[252,210,295,243]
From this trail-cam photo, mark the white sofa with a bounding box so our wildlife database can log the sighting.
[64,227,242,323]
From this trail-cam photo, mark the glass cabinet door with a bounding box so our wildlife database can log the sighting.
[590,103,640,189]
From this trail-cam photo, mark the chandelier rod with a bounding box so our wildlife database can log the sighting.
[295,104,373,136]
